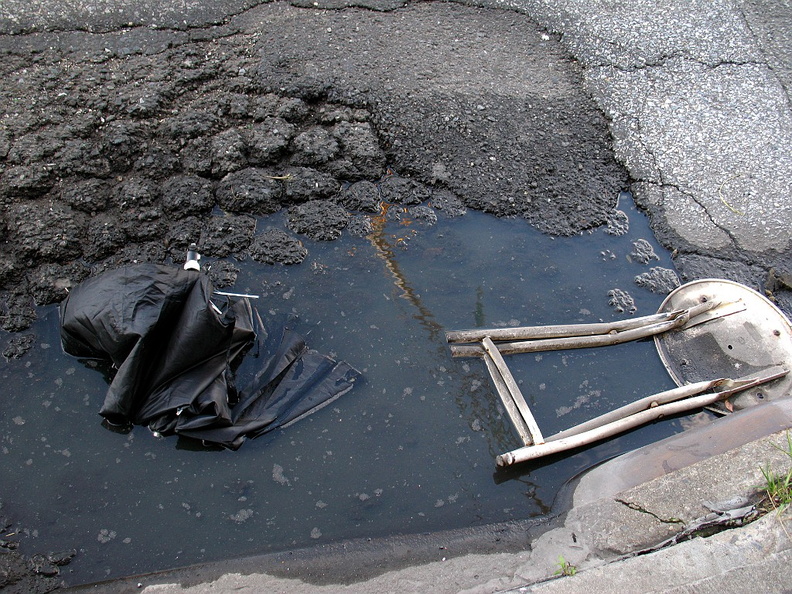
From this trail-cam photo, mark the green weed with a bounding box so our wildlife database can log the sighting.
[760,432,792,513]
[553,554,577,577]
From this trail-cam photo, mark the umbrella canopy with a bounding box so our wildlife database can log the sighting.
[59,263,360,449]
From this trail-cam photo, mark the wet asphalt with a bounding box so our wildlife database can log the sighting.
[3,0,792,591]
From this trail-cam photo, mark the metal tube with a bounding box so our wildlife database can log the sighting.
[496,390,730,466]
[481,336,544,446]
[496,367,788,466]
[451,318,684,357]
[445,301,718,344]
[481,354,533,446]
[545,379,722,442]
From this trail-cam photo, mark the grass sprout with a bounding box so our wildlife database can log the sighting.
[760,432,792,513]
[554,554,577,577]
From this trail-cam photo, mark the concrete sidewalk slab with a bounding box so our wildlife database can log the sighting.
[523,510,792,594]
[517,405,792,592]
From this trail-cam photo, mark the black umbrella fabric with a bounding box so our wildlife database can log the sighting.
[59,263,360,449]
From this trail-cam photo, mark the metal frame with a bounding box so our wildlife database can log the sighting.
[446,298,788,467]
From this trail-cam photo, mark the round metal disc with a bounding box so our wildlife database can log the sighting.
[654,279,792,411]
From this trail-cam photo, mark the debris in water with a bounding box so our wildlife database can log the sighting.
[2,334,35,360]
[59,263,360,449]
[229,509,254,523]
[605,209,629,236]
[409,205,438,226]
[272,464,291,486]
[634,267,681,294]
[607,288,637,314]
[630,239,660,265]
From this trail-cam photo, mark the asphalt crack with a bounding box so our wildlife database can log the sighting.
[607,56,766,73]
[652,180,741,251]
[736,5,792,110]
[615,498,684,525]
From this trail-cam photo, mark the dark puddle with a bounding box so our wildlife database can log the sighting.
[0,192,709,585]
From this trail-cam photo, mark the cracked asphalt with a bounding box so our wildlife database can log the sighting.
[482,0,792,301]
[2,0,792,591]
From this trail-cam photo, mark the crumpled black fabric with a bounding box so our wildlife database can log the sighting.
[59,263,360,449]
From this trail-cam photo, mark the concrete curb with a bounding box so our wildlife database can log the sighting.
[516,400,792,592]
[523,511,792,593]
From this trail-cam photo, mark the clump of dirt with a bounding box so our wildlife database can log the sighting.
[0,503,76,593]
[634,267,681,294]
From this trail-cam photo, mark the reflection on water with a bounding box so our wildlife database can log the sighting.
[366,201,445,342]
[0,193,696,585]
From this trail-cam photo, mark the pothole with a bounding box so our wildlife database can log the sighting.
[0,2,680,587]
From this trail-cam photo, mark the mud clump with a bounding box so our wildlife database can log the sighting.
[288,200,350,241]
[7,202,86,263]
[215,168,283,215]
[339,181,382,214]
[0,504,76,592]
[249,229,309,265]
[379,175,431,206]
[200,214,257,258]
[608,288,637,314]
[605,209,630,236]
[2,334,35,360]
[634,267,681,294]
[630,238,660,265]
